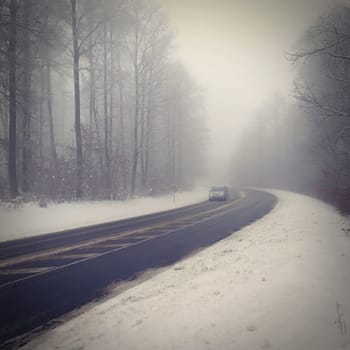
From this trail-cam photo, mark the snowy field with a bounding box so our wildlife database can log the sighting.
[21,190,350,350]
[0,188,207,242]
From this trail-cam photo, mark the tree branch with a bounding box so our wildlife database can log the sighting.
[327,74,350,83]
[328,52,350,60]
[293,83,349,118]
[285,34,350,63]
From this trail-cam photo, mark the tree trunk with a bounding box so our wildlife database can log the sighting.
[22,0,32,194]
[144,64,154,191]
[103,18,110,196]
[116,35,127,193]
[130,24,139,196]
[8,0,18,198]
[45,50,58,176]
[140,70,146,191]
[39,68,44,171]
[87,20,94,198]
[171,108,176,187]
[71,0,83,199]
[109,26,115,198]
[166,75,172,187]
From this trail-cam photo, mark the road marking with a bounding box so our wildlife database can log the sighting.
[122,235,159,240]
[0,201,211,254]
[0,192,249,288]
[93,243,130,249]
[49,253,100,259]
[0,192,247,271]
[0,267,53,275]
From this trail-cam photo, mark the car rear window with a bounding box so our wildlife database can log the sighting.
[211,187,226,191]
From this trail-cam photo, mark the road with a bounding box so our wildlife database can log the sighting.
[0,189,276,347]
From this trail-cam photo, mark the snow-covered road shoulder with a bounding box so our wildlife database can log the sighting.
[22,190,350,350]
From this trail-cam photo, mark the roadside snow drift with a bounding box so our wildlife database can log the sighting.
[22,190,350,350]
[0,188,207,242]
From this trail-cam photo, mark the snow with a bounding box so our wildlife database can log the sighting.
[0,188,207,242]
[20,190,350,349]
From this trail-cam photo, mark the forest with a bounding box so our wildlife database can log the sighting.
[0,0,206,202]
[232,3,350,214]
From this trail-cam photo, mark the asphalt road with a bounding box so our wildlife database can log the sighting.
[0,189,276,347]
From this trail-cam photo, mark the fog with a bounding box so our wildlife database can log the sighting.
[1,0,349,211]
[153,0,332,184]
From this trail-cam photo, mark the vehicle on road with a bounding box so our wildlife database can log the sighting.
[208,186,229,201]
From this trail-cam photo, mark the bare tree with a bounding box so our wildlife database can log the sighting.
[284,4,350,211]
[0,0,207,202]
[70,0,83,199]
[21,0,32,194]
[8,0,18,198]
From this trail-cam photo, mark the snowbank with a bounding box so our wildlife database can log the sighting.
[22,190,350,349]
[0,188,207,242]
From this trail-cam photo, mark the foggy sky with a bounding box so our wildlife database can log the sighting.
[152,0,333,184]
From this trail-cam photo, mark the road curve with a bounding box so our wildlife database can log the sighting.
[0,189,276,347]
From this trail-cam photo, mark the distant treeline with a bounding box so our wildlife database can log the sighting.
[232,4,350,214]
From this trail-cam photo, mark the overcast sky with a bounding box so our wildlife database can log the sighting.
[153,0,333,183]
